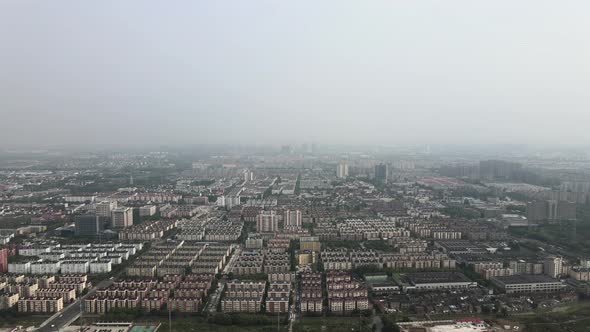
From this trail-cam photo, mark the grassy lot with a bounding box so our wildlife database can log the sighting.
[510,205,590,256]
[0,216,32,228]
[524,317,590,332]
[293,316,372,332]
[0,314,48,328]
[91,314,288,332]
[509,223,590,255]
[511,301,590,332]
[160,321,286,332]
[408,301,590,331]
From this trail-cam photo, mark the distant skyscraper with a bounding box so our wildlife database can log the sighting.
[561,181,590,193]
[243,170,254,182]
[284,209,302,229]
[526,201,547,221]
[256,211,278,233]
[557,200,576,220]
[479,160,522,181]
[281,145,292,154]
[111,207,133,228]
[440,164,479,180]
[96,201,117,219]
[375,163,388,183]
[547,200,558,220]
[74,214,104,236]
[336,162,349,179]
[544,256,563,278]
[0,248,8,273]
[527,200,577,222]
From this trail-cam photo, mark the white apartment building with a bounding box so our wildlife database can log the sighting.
[19,246,52,256]
[90,260,113,274]
[544,256,563,278]
[8,262,32,274]
[96,201,117,218]
[112,207,133,228]
[139,205,157,217]
[336,161,349,178]
[256,211,278,233]
[284,210,302,229]
[60,260,90,274]
[30,261,61,275]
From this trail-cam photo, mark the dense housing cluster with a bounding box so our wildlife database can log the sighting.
[1,150,589,332]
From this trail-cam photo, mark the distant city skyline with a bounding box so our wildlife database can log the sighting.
[1,1,590,147]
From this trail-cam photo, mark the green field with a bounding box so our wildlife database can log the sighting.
[161,323,286,332]
[510,223,590,255]
[293,316,372,332]
[510,205,590,256]
[0,314,47,328]
[111,315,289,332]
[511,301,590,332]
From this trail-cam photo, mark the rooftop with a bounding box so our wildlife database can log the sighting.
[492,274,560,284]
[406,272,471,284]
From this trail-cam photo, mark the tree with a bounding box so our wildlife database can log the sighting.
[382,315,400,332]
[499,307,508,318]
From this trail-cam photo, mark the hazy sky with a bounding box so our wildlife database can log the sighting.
[1,1,589,148]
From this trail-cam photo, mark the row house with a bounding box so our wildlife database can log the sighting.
[268,272,296,283]
[168,297,201,313]
[27,275,56,288]
[301,273,323,315]
[35,288,76,303]
[59,274,88,284]
[221,297,263,313]
[382,253,456,270]
[482,268,514,280]
[300,297,323,314]
[148,289,170,299]
[221,280,266,313]
[141,297,165,312]
[268,282,290,298]
[175,289,205,299]
[329,297,369,313]
[267,296,289,313]
[7,283,38,298]
[327,271,369,314]
[18,296,64,313]
[84,295,141,314]
[0,293,19,310]
[96,286,150,299]
[49,282,86,294]
[471,262,504,274]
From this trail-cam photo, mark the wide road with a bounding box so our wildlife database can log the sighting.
[204,276,227,313]
[289,275,301,332]
[203,245,240,313]
[223,246,241,275]
[36,279,113,332]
